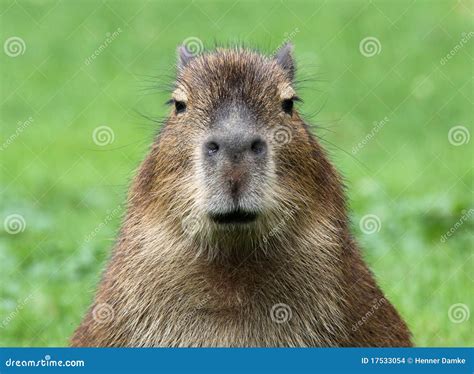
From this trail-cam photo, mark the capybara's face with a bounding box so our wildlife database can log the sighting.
[153,46,318,254]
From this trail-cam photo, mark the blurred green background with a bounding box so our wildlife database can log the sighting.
[0,0,472,346]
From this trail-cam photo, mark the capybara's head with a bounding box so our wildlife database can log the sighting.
[133,44,343,260]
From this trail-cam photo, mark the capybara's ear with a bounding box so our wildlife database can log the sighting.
[177,45,196,70]
[274,42,295,81]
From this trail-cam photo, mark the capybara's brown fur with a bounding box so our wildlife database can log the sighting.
[71,44,411,347]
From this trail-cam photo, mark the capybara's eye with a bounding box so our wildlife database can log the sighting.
[205,141,219,155]
[281,99,293,114]
[175,100,186,114]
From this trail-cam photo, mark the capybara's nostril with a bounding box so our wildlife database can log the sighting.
[205,141,220,156]
[250,138,267,156]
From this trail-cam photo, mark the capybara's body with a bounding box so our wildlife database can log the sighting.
[71,44,411,347]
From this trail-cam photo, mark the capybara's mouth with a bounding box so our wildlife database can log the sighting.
[209,210,258,225]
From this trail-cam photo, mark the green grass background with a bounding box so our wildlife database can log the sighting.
[0,0,472,346]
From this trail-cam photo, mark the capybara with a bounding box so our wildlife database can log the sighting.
[71,43,412,347]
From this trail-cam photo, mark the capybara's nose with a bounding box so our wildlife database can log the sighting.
[203,134,267,163]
